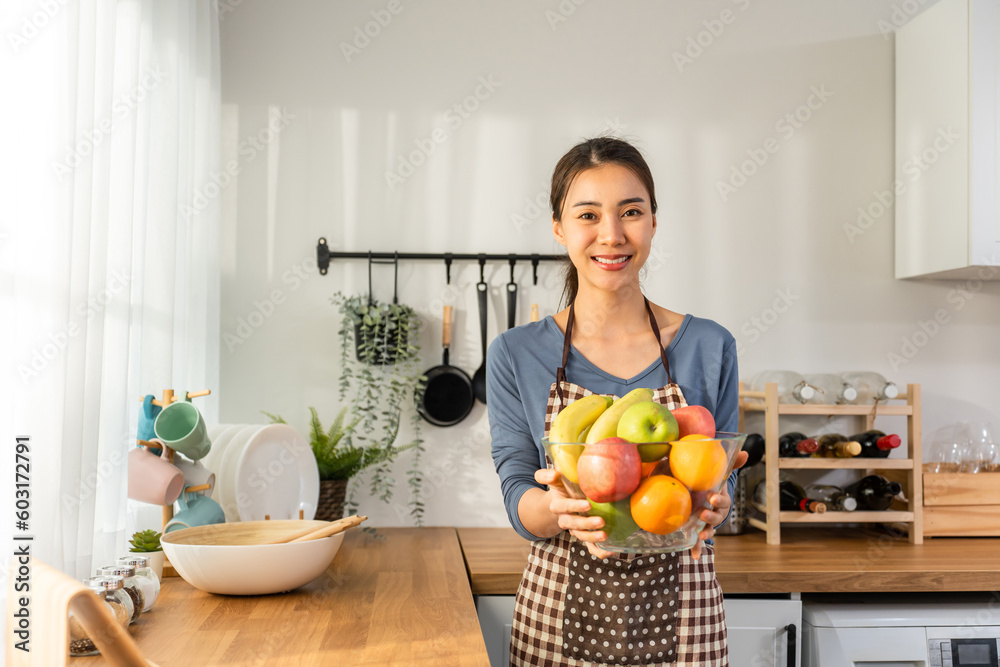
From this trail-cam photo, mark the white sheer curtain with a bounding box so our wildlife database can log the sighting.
[0,0,221,595]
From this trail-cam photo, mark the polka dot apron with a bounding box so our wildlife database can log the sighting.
[509,300,728,666]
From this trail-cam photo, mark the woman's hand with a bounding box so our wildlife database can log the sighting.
[535,468,616,559]
[690,450,749,560]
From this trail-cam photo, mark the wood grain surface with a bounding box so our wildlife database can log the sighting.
[78,528,489,666]
[457,526,1000,595]
[924,472,1000,506]
[455,527,532,595]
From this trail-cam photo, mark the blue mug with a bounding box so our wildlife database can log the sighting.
[138,395,162,443]
[164,491,225,533]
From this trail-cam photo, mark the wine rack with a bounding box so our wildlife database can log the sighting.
[738,382,923,545]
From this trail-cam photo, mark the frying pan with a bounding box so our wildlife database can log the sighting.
[417,305,475,427]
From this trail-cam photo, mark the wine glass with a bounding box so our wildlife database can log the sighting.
[928,424,969,473]
[965,422,998,473]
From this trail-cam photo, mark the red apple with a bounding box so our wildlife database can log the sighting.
[576,437,642,503]
[671,405,716,439]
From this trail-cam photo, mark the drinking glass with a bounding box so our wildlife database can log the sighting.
[928,424,969,473]
[965,422,999,473]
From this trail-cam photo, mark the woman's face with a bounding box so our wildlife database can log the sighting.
[553,163,656,296]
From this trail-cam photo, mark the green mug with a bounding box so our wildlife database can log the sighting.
[153,401,211,461]
[164,491,226,533]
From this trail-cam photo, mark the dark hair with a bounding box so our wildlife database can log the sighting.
[550,137,657,306]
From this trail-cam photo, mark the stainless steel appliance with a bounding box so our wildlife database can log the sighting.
[802,593,1000,666]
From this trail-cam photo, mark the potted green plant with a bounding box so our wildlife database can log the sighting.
[128,529,164,579]
[336,293,418,365]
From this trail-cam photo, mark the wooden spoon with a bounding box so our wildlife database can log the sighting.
[264,515,367,545]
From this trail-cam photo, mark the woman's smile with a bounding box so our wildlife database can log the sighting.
[591,254,632,270]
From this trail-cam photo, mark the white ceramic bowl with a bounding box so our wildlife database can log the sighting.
[160,520,344,596]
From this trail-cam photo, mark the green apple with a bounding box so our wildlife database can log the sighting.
[588,498,640,542]
[617,400,678,462]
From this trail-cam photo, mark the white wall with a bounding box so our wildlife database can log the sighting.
[216,0,1000,528]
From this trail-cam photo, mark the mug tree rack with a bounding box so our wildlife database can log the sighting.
[315,238,564,283]
[135,388,211,577]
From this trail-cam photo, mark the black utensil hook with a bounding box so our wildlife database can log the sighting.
[367,250,399,305]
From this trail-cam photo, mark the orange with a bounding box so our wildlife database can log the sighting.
[629,475,692,535]
[668,439,728,491]
[640,461,659,478]
[680,433,712,441]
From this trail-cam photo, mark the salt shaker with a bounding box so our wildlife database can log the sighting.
[98,565,143,623]
[68,580,113,657]
[83,575,134,646]
[117,555,160,611]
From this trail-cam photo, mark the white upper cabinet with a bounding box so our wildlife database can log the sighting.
[895,0,1000,279]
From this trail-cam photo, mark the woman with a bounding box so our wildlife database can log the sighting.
[487,137,747,666]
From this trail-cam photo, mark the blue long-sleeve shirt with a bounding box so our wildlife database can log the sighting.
[487,313,740,541]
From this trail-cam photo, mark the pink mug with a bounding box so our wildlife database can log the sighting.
[128,441,184,506]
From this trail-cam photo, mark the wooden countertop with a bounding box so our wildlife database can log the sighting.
[81,528,489,666]
[457,526,1000,595]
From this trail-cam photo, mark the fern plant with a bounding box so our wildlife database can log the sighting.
[264,407,416,482]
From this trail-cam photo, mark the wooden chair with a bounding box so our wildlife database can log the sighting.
[6,558,157,666]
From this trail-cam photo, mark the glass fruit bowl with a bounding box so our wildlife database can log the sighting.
[542,432,747,553]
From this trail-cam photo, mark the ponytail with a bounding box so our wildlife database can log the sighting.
[560,260,578,309]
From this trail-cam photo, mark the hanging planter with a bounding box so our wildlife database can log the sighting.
[339,254,417,365]
[348,299,416,365]
[324,252,427,525]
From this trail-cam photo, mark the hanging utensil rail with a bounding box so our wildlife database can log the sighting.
[316,237,563,284]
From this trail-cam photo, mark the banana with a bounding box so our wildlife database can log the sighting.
[548,394,611,484]
[584,387,655,443]
[549,394,612,444]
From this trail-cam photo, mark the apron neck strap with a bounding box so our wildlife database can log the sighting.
[644,298,673,385]
[555,298,673,409]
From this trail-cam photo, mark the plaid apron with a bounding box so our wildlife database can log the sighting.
[510,300,728,666]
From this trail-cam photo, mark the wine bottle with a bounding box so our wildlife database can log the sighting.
[803,373,858,405]
[840,371,899,403]
[742,433,765,468]
[779,481,827,513]
[779,432,820,457]
[752,480,827,514]
[852,430,902,459]
[816,433,862,458]
[806,484,858,512]
[844,475,902,511]
[749,371,816,404]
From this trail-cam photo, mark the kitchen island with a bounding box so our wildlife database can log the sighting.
[79,528,489,666]
[77,526,1000,665]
